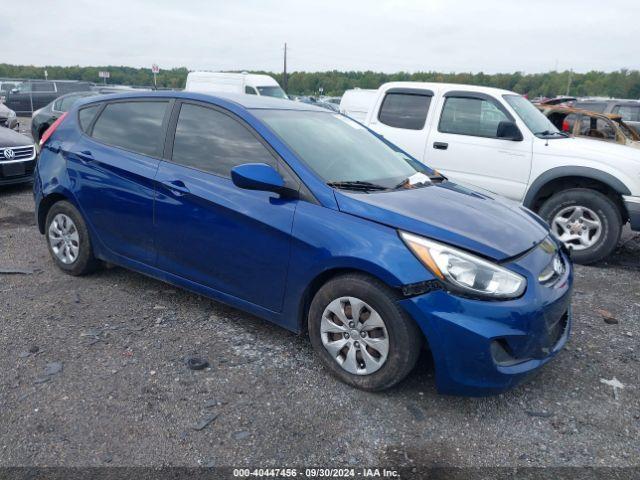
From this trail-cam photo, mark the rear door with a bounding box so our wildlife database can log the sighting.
[154,101,298,312]
[67,99,171,263]
[426,91,533,201]
[366,88,433,160]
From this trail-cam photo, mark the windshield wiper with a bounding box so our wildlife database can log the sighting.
[535,130,568,138]
[326,180,388,192]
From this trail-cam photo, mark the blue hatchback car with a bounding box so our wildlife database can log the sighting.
[34,91,572,395]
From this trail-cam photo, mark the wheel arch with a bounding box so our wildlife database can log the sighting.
[523,167,630,221]
[296,267,404,334]
[37,192,72,234]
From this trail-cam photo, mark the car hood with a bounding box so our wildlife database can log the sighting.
[536,136,640,163]
[0,127,33,148]
[0,126,31,147]
[335,182,549,261]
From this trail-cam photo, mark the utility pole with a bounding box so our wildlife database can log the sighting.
[565,69,573,96]
[283,42,288,94]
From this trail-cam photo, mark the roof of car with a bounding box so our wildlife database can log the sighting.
[379,81,517,96]
[78,90,328,112]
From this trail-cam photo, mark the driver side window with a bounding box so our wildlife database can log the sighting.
[439,96,510,138]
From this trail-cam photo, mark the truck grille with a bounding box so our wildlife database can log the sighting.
[0,145,36,162]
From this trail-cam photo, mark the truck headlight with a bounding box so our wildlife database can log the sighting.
[400,231,526,299]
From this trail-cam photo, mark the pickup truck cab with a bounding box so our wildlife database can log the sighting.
[355,82,640,264]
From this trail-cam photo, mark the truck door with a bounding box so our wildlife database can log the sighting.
[425,91,533,201]
[366,88,433,161]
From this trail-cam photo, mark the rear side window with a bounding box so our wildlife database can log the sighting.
[245,86,257,95]
[78,105,100,133]
[439,96,510,138]
[32,82,55,93]
[612,105,640,122]
[91,101,169,157]
[171,103,274,177]
[378,93,431,130]
[574,102,607,113]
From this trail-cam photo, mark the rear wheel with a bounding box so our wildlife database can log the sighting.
[538,188,621,264]
[308,273,422,391]
[45,201,100,275]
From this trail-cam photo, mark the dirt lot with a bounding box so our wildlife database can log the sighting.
[0,119,639,470]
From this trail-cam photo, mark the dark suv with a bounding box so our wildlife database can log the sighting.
[4,80,93,115]
[573,99,640,134]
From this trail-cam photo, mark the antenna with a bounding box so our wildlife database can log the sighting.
[283,42,288,94]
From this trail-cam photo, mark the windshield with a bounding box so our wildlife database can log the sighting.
[504,94,562,137]
[257,86,288,99]
[255,110,433,190]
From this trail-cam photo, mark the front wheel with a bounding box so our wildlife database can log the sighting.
[538,188,622,264]
[308,273,423,391]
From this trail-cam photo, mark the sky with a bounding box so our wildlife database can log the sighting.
[5,0,639,74]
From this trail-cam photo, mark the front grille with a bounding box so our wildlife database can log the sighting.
[0,145,36,162]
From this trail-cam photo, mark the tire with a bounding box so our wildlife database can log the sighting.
[45,200,100,275]
[308,273,423,391]
[538,188,622,264]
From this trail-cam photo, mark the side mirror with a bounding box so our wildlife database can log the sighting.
[231,163,286,194]
[496,121,523,141]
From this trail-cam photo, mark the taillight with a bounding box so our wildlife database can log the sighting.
[562,120,570,132]
[40,112,68,147]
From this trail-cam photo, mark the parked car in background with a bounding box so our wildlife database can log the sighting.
[339,88,378,122]
[34,91,572,395]
[31,91,97,144]
[185,71,288,99]
[538,104,640,148]
[348,82,640,264]
[573,99,640,135]
[0,79,22,102]
[4,80,93,115]
[0,103,19,131]
[0,127,36,186]
[31,87,151,144]
[321,96,341,105]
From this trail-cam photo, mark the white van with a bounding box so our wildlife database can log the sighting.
[349,82,640,264]
[339,89,377,122]
[185,72,288,99]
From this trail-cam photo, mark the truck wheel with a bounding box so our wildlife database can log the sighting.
[538,188,621,264]
[308,273,423,391]
[45,200,101,275]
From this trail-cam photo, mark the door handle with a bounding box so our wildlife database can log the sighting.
[161,179,190,196]
[433,142,448,150]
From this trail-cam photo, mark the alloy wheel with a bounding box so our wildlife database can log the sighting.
[551,205,602,251]
[48,213,80,264]
[320,296,389,375]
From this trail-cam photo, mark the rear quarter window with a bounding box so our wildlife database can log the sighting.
[78,104,101,133]
[90,101,169,157]
[378,93,431,130]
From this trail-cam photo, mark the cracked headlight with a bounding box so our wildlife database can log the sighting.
[400,231,527,299]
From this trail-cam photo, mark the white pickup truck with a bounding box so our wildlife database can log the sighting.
[341,82,640,264]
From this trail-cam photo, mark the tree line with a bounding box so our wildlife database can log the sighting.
[2,63,640,99]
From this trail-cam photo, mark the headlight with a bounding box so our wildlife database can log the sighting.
[400,231,527,299]
[7,109,16,118]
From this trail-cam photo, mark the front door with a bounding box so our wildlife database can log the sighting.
[426,92,533,201]
[154,101,297,312]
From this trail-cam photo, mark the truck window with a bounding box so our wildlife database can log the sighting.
[32,82,56,93]
[378,93,431,130]
[612,105,640,122]
[439,96,510,138]
[245,86,258,95]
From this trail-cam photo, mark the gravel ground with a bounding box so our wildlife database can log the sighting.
[0,118,639,469]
